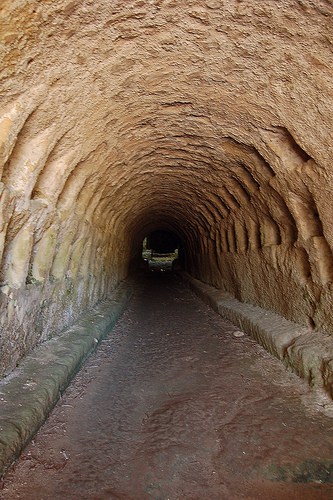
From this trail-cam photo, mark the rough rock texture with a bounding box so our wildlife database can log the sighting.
[1,0,333,376]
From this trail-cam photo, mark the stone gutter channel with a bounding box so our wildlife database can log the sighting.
[0,281,133,478]
[184,274,333,401]
[2,273,333,479]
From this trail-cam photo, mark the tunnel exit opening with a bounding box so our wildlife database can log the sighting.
[141,230,180,272]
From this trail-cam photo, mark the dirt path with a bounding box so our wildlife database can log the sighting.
[1,272,333,499]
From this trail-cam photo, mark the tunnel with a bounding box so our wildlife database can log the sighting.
[1,0,333,494]
[1,0,333,376]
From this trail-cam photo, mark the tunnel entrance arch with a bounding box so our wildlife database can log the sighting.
[146,230,179,255]
[142,230,183,272]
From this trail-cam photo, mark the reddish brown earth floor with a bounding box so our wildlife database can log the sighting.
[1,272,333,499]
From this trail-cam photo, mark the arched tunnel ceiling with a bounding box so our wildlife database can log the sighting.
[1,0,333,374]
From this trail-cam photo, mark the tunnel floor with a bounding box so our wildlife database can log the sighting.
[2,273,333,499]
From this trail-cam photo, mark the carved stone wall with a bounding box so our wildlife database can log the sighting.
[1,0,333,376]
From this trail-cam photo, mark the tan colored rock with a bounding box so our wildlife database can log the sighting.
[0,0,333,376]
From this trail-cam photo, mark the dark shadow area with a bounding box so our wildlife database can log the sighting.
[141,229,183,273]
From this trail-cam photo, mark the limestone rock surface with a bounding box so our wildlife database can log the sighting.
[0,0,333,375]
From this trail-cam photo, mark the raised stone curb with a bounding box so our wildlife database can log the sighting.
[0,281,132,478]
[184,274,333,399]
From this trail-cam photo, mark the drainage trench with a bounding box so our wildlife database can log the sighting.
[2,271,333,499]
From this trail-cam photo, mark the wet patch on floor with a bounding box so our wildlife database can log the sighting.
[264,459,333,483]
